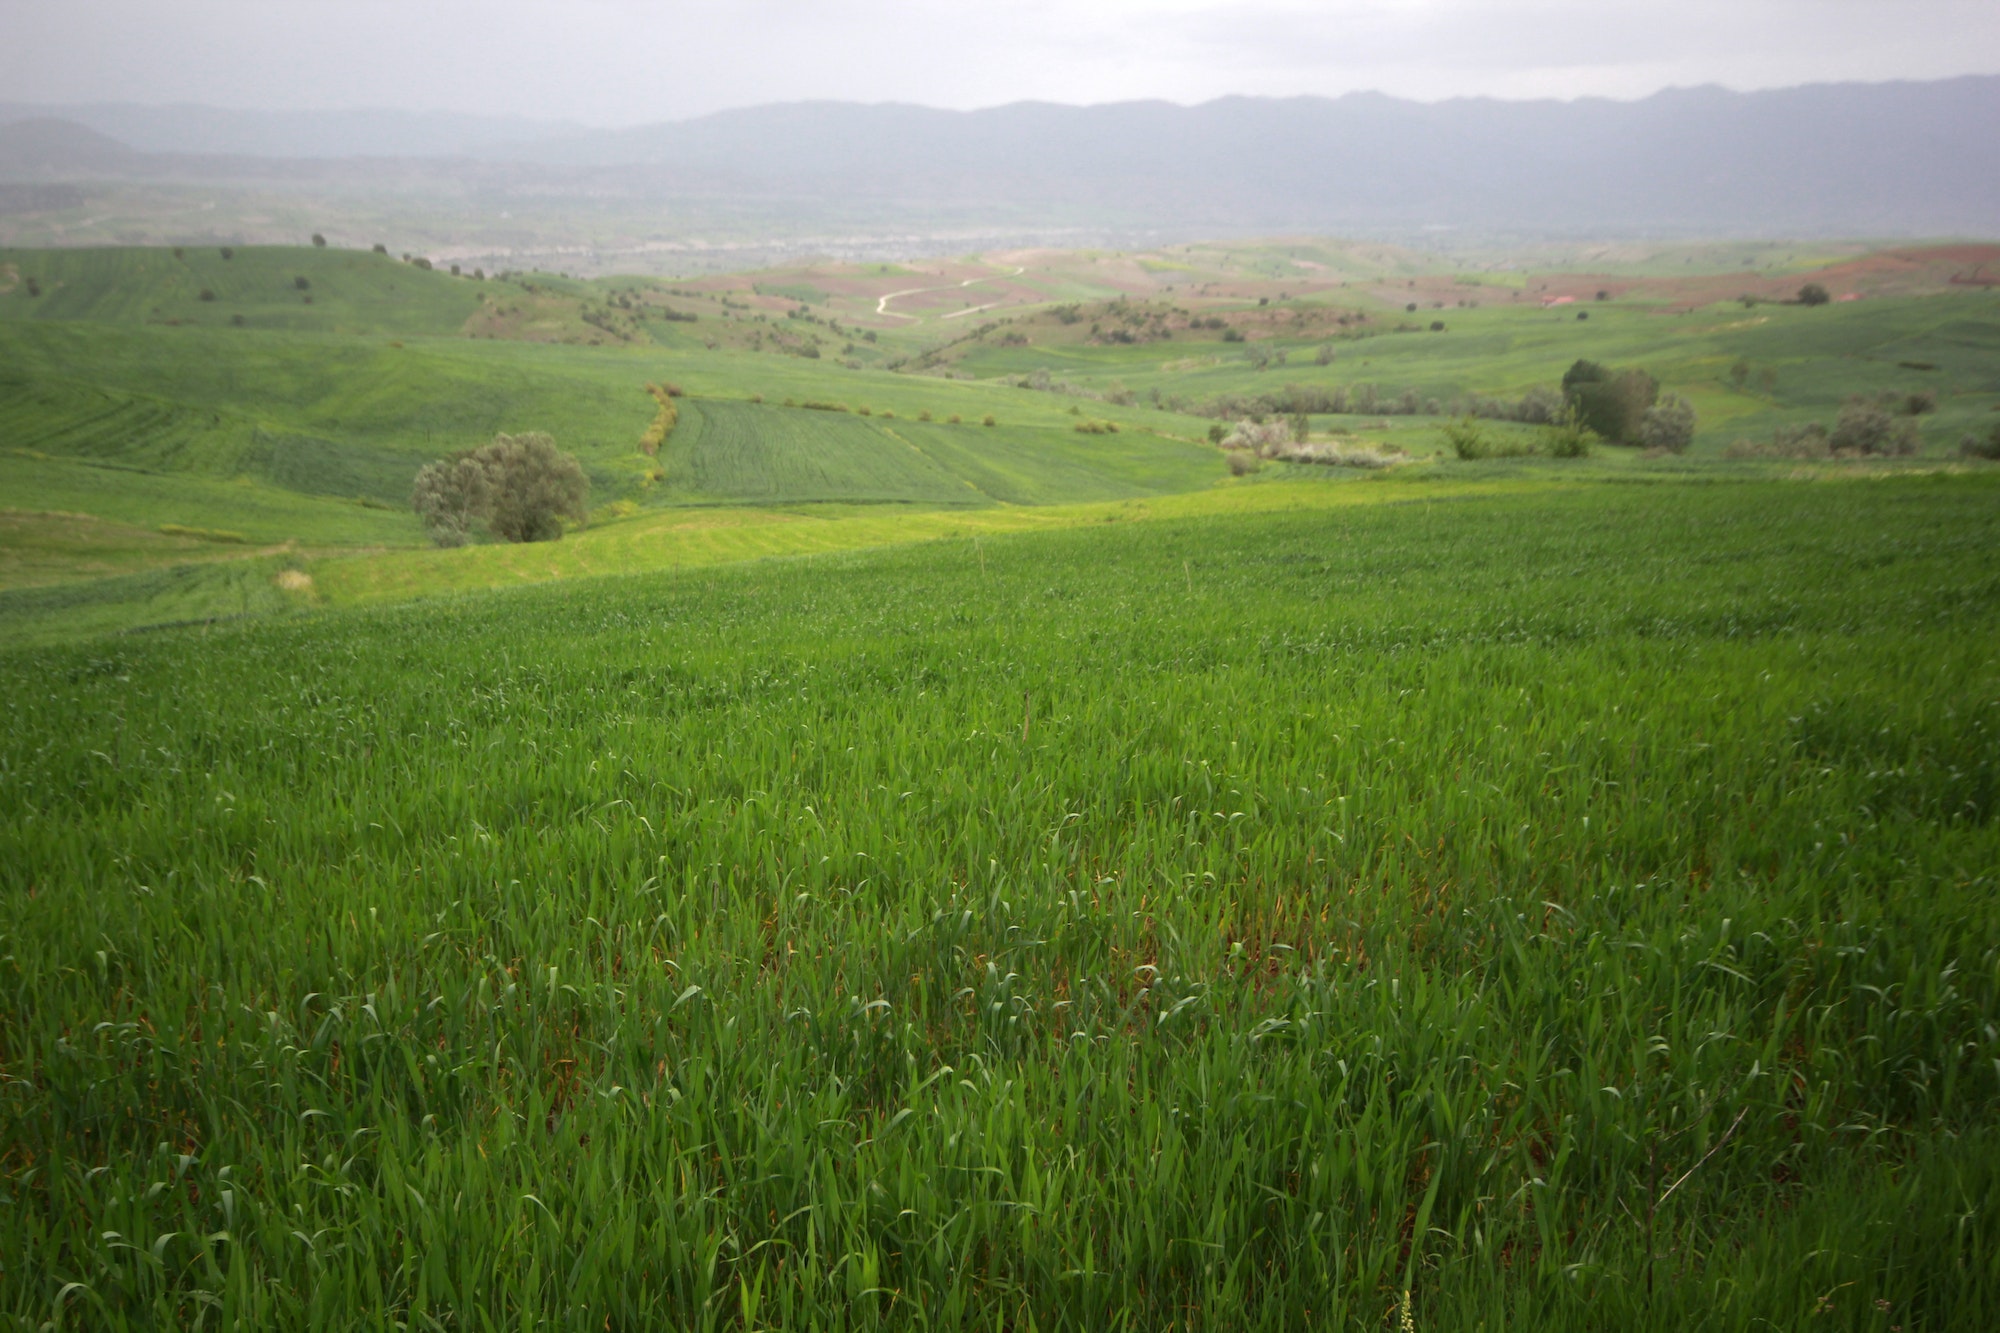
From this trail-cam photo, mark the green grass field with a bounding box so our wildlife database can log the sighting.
[5,475,1998,1329]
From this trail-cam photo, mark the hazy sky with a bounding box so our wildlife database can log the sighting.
[4,0,1998,124]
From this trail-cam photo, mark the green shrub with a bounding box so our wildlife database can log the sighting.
[1542,407,1598,459]
[1727,423,1831,460]
[1443,416,1490,460]
[1959,427,2000,460]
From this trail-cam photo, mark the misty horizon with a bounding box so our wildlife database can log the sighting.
[4,69,1999,139]
[5,0,1997,127]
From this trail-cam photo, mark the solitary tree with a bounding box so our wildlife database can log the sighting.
[1798,282,1831,306]
[412,432,588,547]
[311,233,327,247]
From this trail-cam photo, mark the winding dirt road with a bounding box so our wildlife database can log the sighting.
[876,266,1027,323]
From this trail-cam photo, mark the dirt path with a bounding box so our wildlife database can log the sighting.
[876,266,1027,323]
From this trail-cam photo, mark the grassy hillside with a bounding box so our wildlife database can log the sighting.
[0,244,487,334]
[4,475,1997,1328]
[936,290,2000,454]
[0,246,1235,626]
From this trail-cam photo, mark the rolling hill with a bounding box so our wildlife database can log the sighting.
[4,236,1999,650]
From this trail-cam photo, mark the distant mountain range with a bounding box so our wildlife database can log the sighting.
[3,79,1997,242]
[0,102,576,160]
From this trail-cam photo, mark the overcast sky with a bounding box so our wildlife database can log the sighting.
[4,0,1998,125]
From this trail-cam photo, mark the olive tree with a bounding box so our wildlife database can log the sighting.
[412,432,588,547]
[1638,393,1698,454]
[1829,402,1919,456]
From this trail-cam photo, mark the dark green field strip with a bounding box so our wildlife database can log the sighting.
[663,400,1225,508]
[2,476,1996,1328]
[0,371,433,506]
[0,321,665,523]
[0,371,262,475]
[666,399,981,504]
[0,453,418,558]
[0,556,300,649]
[891,418,1224,504]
